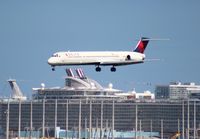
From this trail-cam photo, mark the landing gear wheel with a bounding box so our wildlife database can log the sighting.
[111,66,116,72]
[52,67,55,71]
[95,66,101,72]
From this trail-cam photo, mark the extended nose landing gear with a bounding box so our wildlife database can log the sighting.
[110,66,116,72]
[51,66,55,71]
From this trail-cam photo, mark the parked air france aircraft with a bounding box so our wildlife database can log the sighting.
[48,37,150,72]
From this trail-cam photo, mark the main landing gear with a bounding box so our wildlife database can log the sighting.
[95,66,101,72]
[95,66,116,72]
[110,66,116,72]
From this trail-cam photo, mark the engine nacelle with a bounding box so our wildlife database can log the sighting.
[126,55,131,60]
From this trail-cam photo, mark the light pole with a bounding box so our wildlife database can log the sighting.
[6,99,10,139]
[182,100,185,139]
[18,100,21,139]
[194,101,196,139]
[135,103,138,139]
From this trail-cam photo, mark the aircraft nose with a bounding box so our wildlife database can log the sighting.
[48,57,54,65]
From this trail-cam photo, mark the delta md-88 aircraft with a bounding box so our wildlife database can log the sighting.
[48,37,152,72]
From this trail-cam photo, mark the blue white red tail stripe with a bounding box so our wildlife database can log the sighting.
[134,37,149,53]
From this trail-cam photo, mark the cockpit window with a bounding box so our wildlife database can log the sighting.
[52,54,58,57]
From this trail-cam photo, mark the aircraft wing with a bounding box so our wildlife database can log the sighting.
[99,59,143,66]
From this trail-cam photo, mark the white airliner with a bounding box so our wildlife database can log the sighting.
[48,37,150,72]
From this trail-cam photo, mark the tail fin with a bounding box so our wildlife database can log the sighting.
[7,79,27,100]
[134,37,149,53]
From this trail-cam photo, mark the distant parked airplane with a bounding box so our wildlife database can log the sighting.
[48,37,154,72]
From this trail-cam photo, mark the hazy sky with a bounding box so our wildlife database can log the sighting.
[0,0,200,97]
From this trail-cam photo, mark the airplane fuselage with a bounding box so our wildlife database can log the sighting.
[48,37,150,72]
[48,51,145,67]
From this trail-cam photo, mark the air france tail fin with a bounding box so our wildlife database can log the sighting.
[134,37,149,54]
